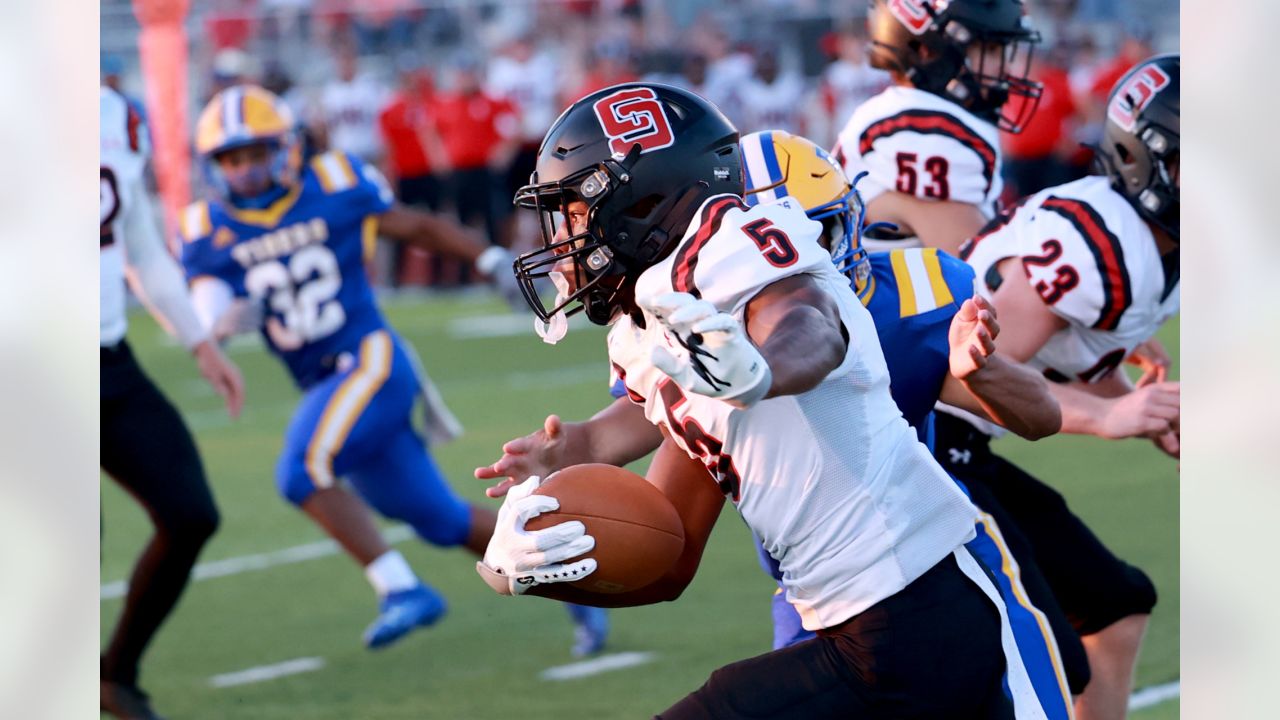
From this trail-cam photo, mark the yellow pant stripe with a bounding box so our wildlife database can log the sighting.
[303,331,393,487]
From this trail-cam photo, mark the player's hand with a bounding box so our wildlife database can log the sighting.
[193,340,244,419]
[475,246,526,313]
[475,415,568,498]
[1099,381,1179,441]
[476,476,597,596]
[1153,429,1180,460]
[642,292,772,409]
[948,295,1000,381]
[1126,337,1171,388]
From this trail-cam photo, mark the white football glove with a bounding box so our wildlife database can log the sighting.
[641,292,773,409]
[476,475,597,596]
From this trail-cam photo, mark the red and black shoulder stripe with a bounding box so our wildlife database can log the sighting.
[959,195,1031,261]
[1040,196,1132,330]
[670,196,746,298]
[858,110,997,195]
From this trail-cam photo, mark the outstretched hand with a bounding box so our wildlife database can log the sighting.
[475,414,567,498]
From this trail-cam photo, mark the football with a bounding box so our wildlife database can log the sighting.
[526,463,685,594]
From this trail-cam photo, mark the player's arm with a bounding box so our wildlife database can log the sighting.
[743,274,848,399]
[376,204,522,306]
[474,398,663,498]
[937,295,1061,439]
[521,437,726,608]
[989,257,1179,444]
[121,180,243,417]
[865,191,988,257]
[643,274,846,408]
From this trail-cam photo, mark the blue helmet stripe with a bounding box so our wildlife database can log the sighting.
[760,131,788,200]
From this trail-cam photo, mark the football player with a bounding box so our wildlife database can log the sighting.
[741,130,1079,719]
[834,0,1042,255]
[100,85,242,720]
[946,54,1180,720]
[477,83,1041,718]
[181,84,605,653]
[479,129,1079,719]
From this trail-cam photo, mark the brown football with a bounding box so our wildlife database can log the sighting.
[526,464,685,594]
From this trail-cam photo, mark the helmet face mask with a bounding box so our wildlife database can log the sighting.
[514,160,638,325]
[513,83,742,326]
[870,0,1043,133]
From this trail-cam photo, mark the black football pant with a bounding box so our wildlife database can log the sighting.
[101,342,219,686]
[657,552,1012,719]
[933,412,1158,695]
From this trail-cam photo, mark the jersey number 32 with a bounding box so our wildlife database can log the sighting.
[245,245,345,350]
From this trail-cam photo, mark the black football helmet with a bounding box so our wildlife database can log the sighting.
[1094,54,1179,241]
[513,83,742,325]
[868,0,1043,133]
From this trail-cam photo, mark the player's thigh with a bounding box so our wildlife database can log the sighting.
[656,636,870,720]
[101,366,218,532]
[275,337,418,505]
[346,425,471,547]
[979,455,1157,636]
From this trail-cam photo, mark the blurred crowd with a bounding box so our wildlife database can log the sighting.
[101,0,1178,289]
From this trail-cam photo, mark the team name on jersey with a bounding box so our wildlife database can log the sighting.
[230,218,329,268]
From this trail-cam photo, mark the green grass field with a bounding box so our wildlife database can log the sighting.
[101,295,1179,719]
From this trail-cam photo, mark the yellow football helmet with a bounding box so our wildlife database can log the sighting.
[195,84,302,205]
[740,130,870,288]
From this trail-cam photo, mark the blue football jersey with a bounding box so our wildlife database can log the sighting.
[856,247,975,440]
[182,151,395,388]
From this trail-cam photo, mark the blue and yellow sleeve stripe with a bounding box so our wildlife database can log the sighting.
[888,248,956,317]
[311,151,358,194]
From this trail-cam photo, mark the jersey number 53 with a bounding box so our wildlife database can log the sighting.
[245,245,346,350]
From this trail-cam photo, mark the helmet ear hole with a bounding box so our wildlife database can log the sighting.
[1114,142,1135,165]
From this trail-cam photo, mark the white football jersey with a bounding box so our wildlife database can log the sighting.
[962,176,1180,383]
[834,85,1004,249]
[737,72,808,135]
[321,75,389,161]
[100,87,148,347]
[486,52,561,144]
[607,196,977,630]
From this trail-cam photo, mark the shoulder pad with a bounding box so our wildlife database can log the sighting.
[179,201,212,243]
[1032,194,1133,331]
[310,151,360,194]
[654,196,832,315]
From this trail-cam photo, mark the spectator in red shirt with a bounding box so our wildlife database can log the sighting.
[378,55,449,286]
[432,56,520,282]
[1002,46,1081,198]
[379,57,446,212]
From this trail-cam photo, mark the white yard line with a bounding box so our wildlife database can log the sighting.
[1129,680,1180,711]
[101,525,415,601]
[209,657,325,688]
[448,313,535,339]
[539,652,658,681]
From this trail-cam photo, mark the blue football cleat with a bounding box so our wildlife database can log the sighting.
[363,584,447,650]
[566,603,610,657]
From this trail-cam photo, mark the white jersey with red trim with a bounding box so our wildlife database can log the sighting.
[961,176,1180,383]
[833,86,1004,231]
[607,195,977,631]
[100,87,148,346]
